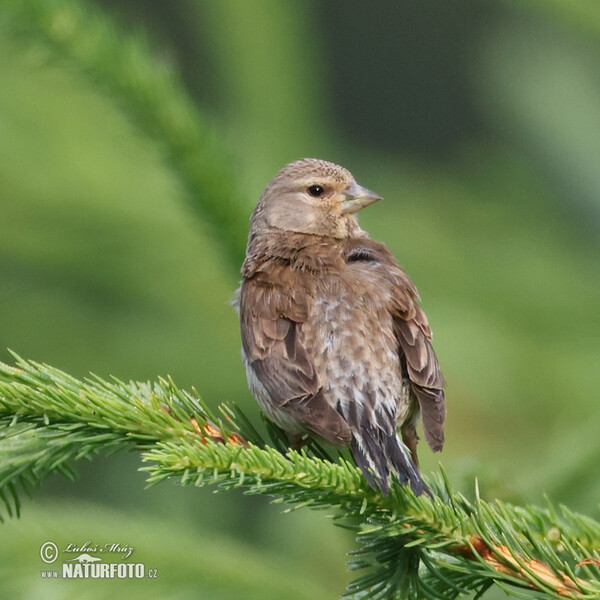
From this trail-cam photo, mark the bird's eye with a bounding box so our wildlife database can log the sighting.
[307,184,324,198]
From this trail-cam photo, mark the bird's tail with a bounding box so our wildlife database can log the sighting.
[350,427,428,496]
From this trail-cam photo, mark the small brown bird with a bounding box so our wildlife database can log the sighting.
[236,158,445,494]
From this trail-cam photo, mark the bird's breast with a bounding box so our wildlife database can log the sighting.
[307,275,398,371]
[301,270,411,425]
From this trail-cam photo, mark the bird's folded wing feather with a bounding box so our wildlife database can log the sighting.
[391,275,446,452]
[394,314,446,451]
[240,269,351,444]
[348,239,446,452]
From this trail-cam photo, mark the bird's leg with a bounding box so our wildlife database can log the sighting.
[286,432,311,451]
[401,424,420,470]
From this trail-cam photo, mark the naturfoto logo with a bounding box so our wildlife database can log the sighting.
[39,540,158,580]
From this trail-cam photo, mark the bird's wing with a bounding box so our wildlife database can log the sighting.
[240,267,351,445]
[389,271,446,453]
[394,312,446,451]
[345,239,446,452]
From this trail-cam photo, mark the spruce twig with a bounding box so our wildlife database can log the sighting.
[0,355,599,600]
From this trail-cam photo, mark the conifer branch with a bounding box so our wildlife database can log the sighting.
[1,0,248,268]
[0,355,599,599]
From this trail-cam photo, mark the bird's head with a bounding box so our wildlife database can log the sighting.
[251,158,382,239]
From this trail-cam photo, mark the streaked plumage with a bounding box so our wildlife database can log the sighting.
[235,158,445,494]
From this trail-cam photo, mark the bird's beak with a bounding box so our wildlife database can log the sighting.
[340,181,383,214]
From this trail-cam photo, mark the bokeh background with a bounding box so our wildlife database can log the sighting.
[1,1,599,598]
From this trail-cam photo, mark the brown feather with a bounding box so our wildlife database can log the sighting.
[240,254,351,445]
[342,237,447,454]
[393,296,446,453]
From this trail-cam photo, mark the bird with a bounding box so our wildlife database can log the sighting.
[234,158,445,495]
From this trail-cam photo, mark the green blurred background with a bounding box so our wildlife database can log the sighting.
[1,1,599,598]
